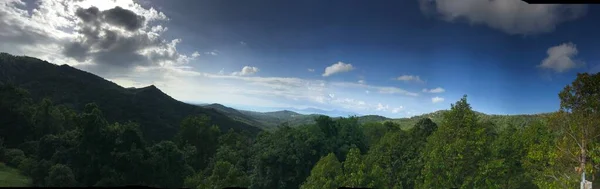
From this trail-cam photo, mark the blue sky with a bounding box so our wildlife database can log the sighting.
[1,0,599,118]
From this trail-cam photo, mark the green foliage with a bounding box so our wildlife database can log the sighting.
[0,83,34,147]
[249,126,323,189]
[4,149,25,167]
[44,164,76,187]
[144,141,194,188]
[176,115,221,170]
[188,161,250,189]
[420,95,493,188]
[300,153,343,189]
[340,148,372,188]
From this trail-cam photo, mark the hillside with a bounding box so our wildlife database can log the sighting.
[0,163,31,187]
[388,110,549,130]
[0,53,261,141]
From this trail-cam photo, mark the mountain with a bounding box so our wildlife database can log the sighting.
[388,110,550,130]
[0,53,261,141]
[203,103,549,131]
[289,107,360,117]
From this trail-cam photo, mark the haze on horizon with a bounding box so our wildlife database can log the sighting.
[1,0,599,118]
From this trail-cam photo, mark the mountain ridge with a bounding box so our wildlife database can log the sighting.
[0,52,262,141]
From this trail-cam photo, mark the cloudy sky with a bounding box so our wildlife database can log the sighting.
[1,0,598,118]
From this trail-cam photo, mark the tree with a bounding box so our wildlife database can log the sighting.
[176,115,221,170]
[45,164,77,187]
[0,83,34,147]
[145,141,195,188]
[31,98,64,138]
[190,161,250,189]
[340,148,372,188]
[300,153,343,189]
[411,118,437,141]
[476,124,533,188]
[550,72,600,183]
[420,95,492,188]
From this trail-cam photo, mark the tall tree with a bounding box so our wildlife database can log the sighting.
[300,153,343,189]
[176,115,221,170]
[551,72,600,182]
[420,95,492,188]
[340,148,370,188]
[45,164,77,187]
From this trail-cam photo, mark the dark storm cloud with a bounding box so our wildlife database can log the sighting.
[75,6,100,23]
[103,6,146,31]
[63,6,183,75]
[75,6,145,31]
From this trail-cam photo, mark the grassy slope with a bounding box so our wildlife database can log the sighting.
[0,163,31,187]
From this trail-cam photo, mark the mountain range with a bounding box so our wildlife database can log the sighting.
[0,52,550,136]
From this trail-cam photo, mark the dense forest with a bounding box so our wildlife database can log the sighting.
[1,53,600,188]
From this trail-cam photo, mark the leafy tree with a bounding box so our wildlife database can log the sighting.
[411,118,438,141]
[333,117,368,162]
[366,129,415,189]
[249,126,324,189]
[31,98,64,138]
[30,159,52,186]
[4,148,25,167]
[176,115,221,170]
[192,161,250,189]
[145,141,194,188]
[361,122,387,148]
[420,95,492,188]
[300,153,343,189]
[475,124,533,188]
[340,148,372,188]
[0,83,34,147]
[550,72,600,183]
[45,164,77,187]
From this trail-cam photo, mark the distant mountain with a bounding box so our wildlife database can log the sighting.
[0,53,262,141]
[202,103,550,131]
[289,107,360,117]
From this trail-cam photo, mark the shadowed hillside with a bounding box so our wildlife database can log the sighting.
[0,53,261,141]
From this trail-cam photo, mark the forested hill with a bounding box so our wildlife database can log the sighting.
[0,53,261,141]
[204,102,549,131]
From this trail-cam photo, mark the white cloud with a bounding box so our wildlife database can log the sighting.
[231,66,259,76]
[330,82,419,97]
[192,51,200,58]
[322,61,354,77]
[329,93,335,98]
[204,51,218,56]
[538,42,583,73]
[218,68,225,75]
[392,106,404,113]
[377,87,419,96]
[0,0,196,78]
[240,41,247,45]
[358,80,366,84]
[422,87,445,93]
[308,68,315,72]
[419,0,587,35]
[395,75,425,83]
[432,97,445,103]
[376,103,389,111]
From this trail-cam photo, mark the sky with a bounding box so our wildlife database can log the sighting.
[1,0,599,118]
